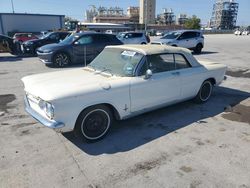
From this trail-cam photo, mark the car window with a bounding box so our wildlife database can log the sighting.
[49,33,59,40]
[59,33,68,39]
[77,35,93,45]
[189,32,199,38]
[131,33,143,38]
[147,54,175,74]
[179,32,196,40]
[174,54,191,69]
[93,35,110,43]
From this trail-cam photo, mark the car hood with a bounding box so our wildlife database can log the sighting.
[38,43,67,51]
[21,68,125,101]
[26,38,42,43]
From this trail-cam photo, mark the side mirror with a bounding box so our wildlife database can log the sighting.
[144,69,152,79]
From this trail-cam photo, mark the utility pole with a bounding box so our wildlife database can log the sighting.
[144,0,147,32]
[11,0,15,13]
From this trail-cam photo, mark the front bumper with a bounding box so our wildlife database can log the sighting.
[22,44,35,54]
[37,51,53,64]
[24,95,65,132]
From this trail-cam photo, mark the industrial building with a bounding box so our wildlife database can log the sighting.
[156,8,176,25]
[85,6,139,24]
[139,0,156,24]
[210,0,239,29]
[78,22,131,32]
[0,13,65,36]
[176,14,188,25]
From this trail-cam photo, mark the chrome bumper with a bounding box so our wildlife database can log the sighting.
[24,96,65,130]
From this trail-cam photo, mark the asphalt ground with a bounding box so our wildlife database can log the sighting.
[0,34,250,188]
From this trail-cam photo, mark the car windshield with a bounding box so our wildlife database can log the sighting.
[88,48,144,77]
[161,31,182,39]
[60,34,78,44]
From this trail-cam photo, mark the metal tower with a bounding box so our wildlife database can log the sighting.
[210,0,239,29]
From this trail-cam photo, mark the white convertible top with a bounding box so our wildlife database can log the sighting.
[106,44,201,67]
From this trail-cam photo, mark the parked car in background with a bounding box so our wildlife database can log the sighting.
[156,30,164,36]
[37,33,123,67]
[0,34,21,54]
[0,34,14,53]
[13,33,38,43]
[117,32,150,44]
[242,30,249,35]
[151,30,204,54]
[22,31,69,55]
[22,44,227,141]
[234,30,242,35]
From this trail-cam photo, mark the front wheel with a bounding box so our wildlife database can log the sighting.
[53,52,70,67]
[194,80,213,103]
[75,105,113,141]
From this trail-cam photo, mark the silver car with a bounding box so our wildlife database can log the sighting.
[151,30,204,54]
[117,32,150,44]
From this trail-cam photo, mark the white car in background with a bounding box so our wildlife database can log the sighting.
[242,30,249,35]
[22,45,227,141]
[117,32,150,44]
[234,30,242,35]
[151,30,204,54]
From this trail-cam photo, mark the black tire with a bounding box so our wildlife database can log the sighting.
[194,43,203,54]
[53,52,70,67]
[74,105,113,141]
[141,42,146,45]
[171,45,177,47]
[194,80,213,103]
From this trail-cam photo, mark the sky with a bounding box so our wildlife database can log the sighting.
[0,0,249,26]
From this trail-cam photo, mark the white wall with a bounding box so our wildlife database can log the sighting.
[0,14,64,35]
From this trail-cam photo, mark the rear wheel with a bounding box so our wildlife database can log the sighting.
[194,80,213,103]
[75,105,113,141]
[194,43,203,54]
[53,52,70,67]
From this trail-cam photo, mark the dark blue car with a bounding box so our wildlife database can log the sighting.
[37,32,123,67]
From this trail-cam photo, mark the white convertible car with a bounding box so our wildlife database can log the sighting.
[22,45,227,141]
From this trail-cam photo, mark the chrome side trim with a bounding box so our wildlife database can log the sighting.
[24,96,65,129]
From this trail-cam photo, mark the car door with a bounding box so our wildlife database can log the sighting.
[174,53,205,99]
[123,33,133,44]
[92,34,109,57]
[132,33,143,44]
[72,35,94,65]
[177,32,196,48]
[130,53,181,112]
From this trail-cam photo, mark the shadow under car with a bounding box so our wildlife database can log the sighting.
[63,86,250,155]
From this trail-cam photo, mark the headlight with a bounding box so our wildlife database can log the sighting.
[38,100,54,119]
